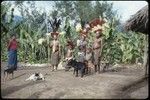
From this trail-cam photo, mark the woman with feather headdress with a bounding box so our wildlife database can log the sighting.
[49,18,61,71]
[89,18,105,74]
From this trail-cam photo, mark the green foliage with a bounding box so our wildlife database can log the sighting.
[1,1,145,65]
[1,1,48,63]
[102,26,145,64]
[54,1,120,25]
[55,1,75,20]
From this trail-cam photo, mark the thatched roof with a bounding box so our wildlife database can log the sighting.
[124,5,148,34]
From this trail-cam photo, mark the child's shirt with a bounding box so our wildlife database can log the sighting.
[77,51,85,63]
[85,52,92,61]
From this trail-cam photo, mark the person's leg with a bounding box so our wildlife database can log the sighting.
[51,53,55,71]
[86,67,88,74]
[89,67,91,74]
[55,65,58,70]
[73,68,75,74]
[14,50,17,70]
[94,52,99,73]
[75,69,78,77]
[97,65,100,74]
[97,57,101,74]
[84,64,88,74]
[86,62,89,74]
[12,72,14,79]
[55,51,59,71]
[95,65,97,72]
[54,66,56,70]
[88,62,92,74]
[51,65,54,71]
[81,68,84,77]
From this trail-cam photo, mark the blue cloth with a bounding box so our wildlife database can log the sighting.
[8,49,17,70]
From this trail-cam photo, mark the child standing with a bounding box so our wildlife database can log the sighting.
[85,47,94,74]
[77,46,85,63]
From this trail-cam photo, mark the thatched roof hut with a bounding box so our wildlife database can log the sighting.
[125,5,149,76]
[124,5,148,34]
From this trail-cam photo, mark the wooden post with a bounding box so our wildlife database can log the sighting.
[145,34,149,76]
[45,12,51,65]
[143,34,148,76]
[47,36,50,63]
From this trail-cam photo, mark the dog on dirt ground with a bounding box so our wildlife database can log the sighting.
[25,73,45,81]
[3,67,14,81]
[65,59,86,78]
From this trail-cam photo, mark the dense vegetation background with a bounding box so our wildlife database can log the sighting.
[1,1,145,64]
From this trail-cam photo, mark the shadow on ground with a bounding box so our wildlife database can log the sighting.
[11,73,26,80]
[112,76,148,99]
[1,81,46,97]
[27,87,52,98]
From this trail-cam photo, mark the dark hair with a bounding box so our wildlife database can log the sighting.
[78,45,85,51]
[78,46,83,50]
[35,73,39,76]
[11,34,16,37]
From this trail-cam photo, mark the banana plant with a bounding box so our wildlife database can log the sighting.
[117,31,145,63]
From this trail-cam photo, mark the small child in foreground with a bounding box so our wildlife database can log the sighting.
[85,47,95,74]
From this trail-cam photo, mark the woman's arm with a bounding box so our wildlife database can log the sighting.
[49,41,53,48]
[92,41,95,50]
[7,39,12,51]
[100,38,103,56]
[59,43,61,57]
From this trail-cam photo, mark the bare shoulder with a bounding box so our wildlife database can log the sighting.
[16,39,19,42]
[96,38,101,42]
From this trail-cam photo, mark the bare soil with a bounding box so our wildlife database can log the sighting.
[1,62,148,99]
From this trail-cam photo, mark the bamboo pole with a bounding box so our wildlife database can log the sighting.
[45,12,50,64]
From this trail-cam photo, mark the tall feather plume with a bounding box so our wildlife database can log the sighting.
[49,18,61,32]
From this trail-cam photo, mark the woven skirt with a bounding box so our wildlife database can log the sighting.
[51,51,59,66]
[93,49,101,65]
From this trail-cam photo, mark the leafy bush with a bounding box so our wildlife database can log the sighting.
[1,1,145,65]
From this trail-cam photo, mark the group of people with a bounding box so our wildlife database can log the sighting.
[50,29,103,74]
[7,32,103,74]
[7,18,104,75]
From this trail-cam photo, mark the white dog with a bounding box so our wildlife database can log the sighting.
[58,61,64,70]
[25,73,45,81]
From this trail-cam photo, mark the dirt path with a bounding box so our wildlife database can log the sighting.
[1,63,148,99]
[111,76,148,99]
[121,77,148,99]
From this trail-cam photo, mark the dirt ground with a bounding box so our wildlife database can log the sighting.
[1,62,148,99]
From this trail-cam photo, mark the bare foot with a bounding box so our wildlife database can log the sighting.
[97,72,100,74]
[51,69,54,71]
